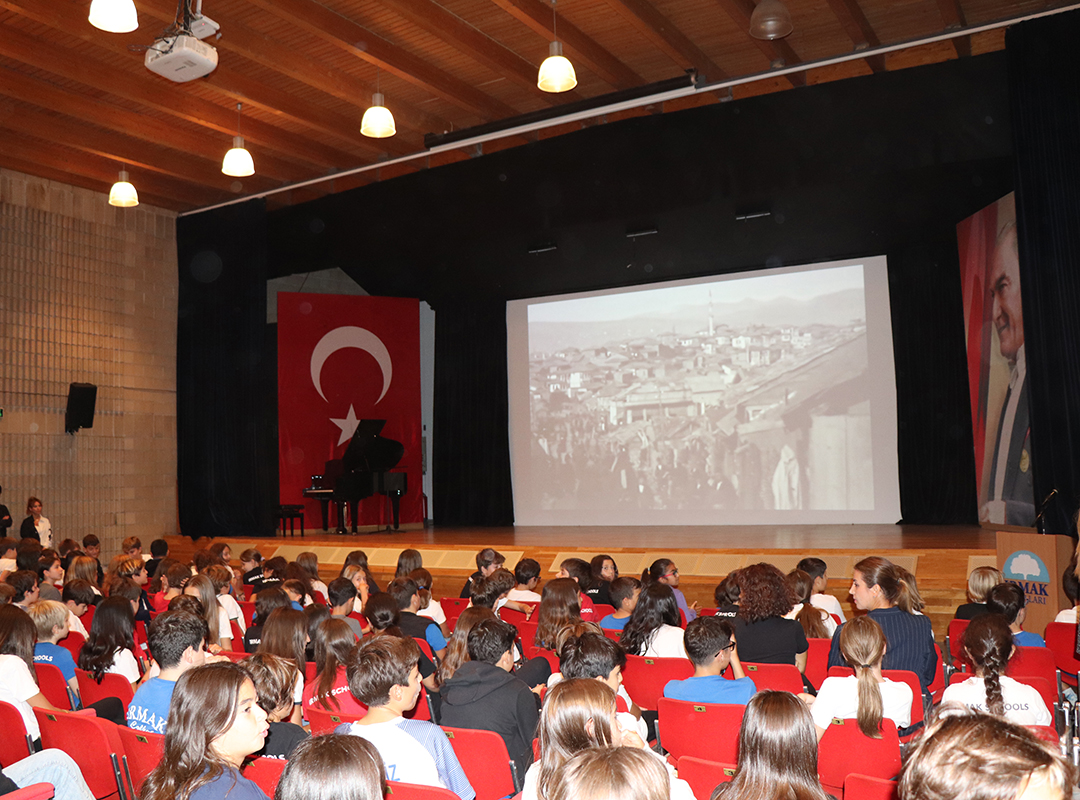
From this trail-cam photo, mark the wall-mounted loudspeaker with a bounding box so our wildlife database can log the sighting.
[65,383,97,434]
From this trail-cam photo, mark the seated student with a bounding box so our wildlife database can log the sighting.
[128,609,210,733]
[240,549,265,589]
[6,569,40,610]
[261,556,288,590]
[621,583,687,659]
[389,578,448,659]
[785,569,837,639]
[144,539,169,579]
[206,564,245,634]
[16,540,43,574]
[600,577,641,631]
[439,618,540,785]
[642,559,697,623]
[66,555,103,597]
[987,582,1045,647]
[557,558,598,621]
[796,558,846,623]
[556,630,647,741]
[459,548,504,599]
[61,578,94,637]
[328,577,365,638]
[955,566,1006,621]
[899,710,1073,800]
[1054,564,1079,623]
[244,587,290,653]
[0,538,17,574]
[339,636,475,800]
[663,616,756,704]
[29,599,83,699]
[35,552,63,602]
[78,595,141,692]
[241,653,310,759]
[585,555,617,608]
[0,747,97,800]
[472,568,534,619]
[547,746,670,800]
[273,734,387,800]
[410,568,447,635]
[122,536,145,563]
[304,618,367,716]
[153,562,190,610]
[364,593,440,694]
[82,534,105,585]
[508,558,543,603]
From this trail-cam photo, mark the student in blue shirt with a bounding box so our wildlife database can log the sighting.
[599,577,641,632]
[987,581,1046,647]
[663,616,757,705]
[128,609,211,733]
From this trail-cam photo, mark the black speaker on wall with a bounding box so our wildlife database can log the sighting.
[65,383,97,434]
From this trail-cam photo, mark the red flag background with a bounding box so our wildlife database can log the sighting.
[278,293,422,528]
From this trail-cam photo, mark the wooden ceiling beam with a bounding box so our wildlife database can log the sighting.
[486,0,643,90]
[707,0,805,87]
[935,0,971,58]
[370,0,585,103]
[599,0,728,81]
[0,129,224,209]
[0,66,308,183]
[135,0,450,136]
[242,0,518,121]
[0,14,350,171]
[823,0,885,72]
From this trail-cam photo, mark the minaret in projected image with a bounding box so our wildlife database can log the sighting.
[708,291,714,337]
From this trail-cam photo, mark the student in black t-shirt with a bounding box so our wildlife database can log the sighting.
[241,652,310,759]
[244,586,291,653]
[731,563,808,672]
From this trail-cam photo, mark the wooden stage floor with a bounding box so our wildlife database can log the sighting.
[171,522,998,640]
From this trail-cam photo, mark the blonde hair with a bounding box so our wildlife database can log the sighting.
[967,566,1006,604]
[105,554,145,595]
[838,616,887,738]
[537,679,618,800]
[28,599,69,638]
[549,747,669,800]
[65,555,100,587]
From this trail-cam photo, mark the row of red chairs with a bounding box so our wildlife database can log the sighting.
[678,755,897,800]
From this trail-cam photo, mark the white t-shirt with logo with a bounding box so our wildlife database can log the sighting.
[0,654,41,738]
[941,675,1051,726]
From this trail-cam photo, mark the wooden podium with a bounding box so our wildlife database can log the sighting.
[996,530,1075,637]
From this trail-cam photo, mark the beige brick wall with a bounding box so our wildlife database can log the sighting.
[0,168,178,556]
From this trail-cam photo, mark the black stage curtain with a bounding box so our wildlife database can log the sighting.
[176,200,277,537]
[1007,13,1080,534]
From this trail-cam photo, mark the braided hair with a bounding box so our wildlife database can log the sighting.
[962,613,1013,717]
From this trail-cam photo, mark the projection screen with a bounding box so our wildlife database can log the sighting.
[506,257,901,526]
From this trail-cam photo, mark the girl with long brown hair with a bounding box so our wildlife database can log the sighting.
[184,574,231,651]
[534,578,583,651]
[65,554,103,594]
[804,615,912,738]
[302,618,366,715]
[785,569,835,640]
[256,607,308,724]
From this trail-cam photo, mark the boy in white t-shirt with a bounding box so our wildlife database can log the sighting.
[507,558,542,603]
[797,557,846,623]
[340,635,475,800]
[1054,566,1079,624]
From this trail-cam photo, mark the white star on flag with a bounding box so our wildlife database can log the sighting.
[330,404,361,446]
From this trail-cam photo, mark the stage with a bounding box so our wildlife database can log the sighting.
[168,522,1001,639]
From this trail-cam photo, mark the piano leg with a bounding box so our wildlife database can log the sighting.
[348,500,360,534]
[317,499,331,533]
[390,492,402,531]
[334,501,348,536]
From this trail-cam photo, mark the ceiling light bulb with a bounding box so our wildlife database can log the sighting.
[88,0,138,33]
[108,170,139,207]
[361,93,396,138]
[749,0,793,40]
[538,41,577,93]
[222,135,255,177]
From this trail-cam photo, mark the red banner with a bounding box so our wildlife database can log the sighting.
[278,293,422,528]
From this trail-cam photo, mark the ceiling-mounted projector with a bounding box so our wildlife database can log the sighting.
[145,34,217,82]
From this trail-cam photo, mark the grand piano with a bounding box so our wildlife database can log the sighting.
[303,419,408,533]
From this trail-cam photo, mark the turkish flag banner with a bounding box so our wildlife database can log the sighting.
[278,293,422,529]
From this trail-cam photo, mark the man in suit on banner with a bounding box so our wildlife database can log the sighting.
[982,221,1035,526]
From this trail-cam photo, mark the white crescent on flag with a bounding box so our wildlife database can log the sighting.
[310,326,393,404]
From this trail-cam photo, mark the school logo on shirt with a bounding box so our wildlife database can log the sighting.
[1003,550,1050,606]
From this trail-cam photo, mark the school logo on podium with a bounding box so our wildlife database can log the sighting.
[1003,550,1050,605]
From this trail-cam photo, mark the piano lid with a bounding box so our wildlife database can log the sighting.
[341,419,404,473]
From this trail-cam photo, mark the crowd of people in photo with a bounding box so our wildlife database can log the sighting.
[0,492,1076,800]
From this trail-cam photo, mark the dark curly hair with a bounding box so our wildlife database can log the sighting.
[736,563,794,623]
[620,582,680,656]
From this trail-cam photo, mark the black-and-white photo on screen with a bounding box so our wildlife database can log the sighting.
[506,258,901,525]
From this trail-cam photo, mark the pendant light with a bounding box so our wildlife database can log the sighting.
[221,103,255,177]
[361,69,396,138]
[538,0,577,93]
[108,170,139,207]
[88,0,138,33]
[749,0,793,40]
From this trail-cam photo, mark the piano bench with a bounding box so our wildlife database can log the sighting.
[275,504,305,537]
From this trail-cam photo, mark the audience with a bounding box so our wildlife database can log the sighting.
[255,607,307,724]
[144,538,169,578]
[60,578,93,637]
[795,558,844,623]
[439,606,496,685]
[534,578,584,651]
[28,599,81,698]
[77,595,141,691]
[128,609,211,733]
[459,548,504,599]
[296,552,328,601]
[585,554,618,607]
[642,559,697,623]
[244,586,290,652]
[0,748,95,800]
[785,569,836,639]
[986,582,1045,647]
[304,618,367,716]
[207,564,245,635]
[732,563,808,673]
[240,548,264,588]
[240,652,310,759]
[328,577,364,638]
[1056,562,1080,623]
[664,616,756,704]
[364,592,440,693]
[395,549,423,580]
[273,734,386,800]
[389,577,448,659]
[340,550,380,593]
[557,558,598,620]
[508,558,543,603]
[340,635,475,800]
[954,566,1007,621]
[549,747,670,800]
[35,551,63,601]
[185,573,232,651]
[556,630,647,740]
[620,583,685,658]
[600,576,641,631]
[410,568,447,634]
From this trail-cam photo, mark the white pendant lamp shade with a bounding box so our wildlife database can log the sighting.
[108,170,139,207]
[361,93,396,138]
[538,40,577,93]
[222,136,255,177]
[88,0,138,33]
[749,0,793,40]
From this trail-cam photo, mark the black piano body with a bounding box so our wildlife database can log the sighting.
[303,419,408,533]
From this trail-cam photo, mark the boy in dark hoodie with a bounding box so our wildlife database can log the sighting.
[438,618,539,788]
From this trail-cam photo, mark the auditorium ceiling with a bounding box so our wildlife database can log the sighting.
[0,0,1068,212]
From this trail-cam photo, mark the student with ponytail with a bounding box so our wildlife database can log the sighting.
[826,557,937,691]
[805,616,912,738]
[641,559,697,623]
[941,613,1051,725]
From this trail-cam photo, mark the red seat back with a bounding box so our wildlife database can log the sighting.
[0,700,35,768]
[306,705,366,735]
[657,698,743,762]
[34,662,72,710]
[388,781,462,800]
[1007,646,1058,691]
[404,685,433,721]
[230,618,245,644]
[947,618,971,672]
[440,598,470,619]
[602,628,622,642]
[698,608,719,617]
[33,707,126,800]
[591,604,615,619]
[742,662,804,694]
[3,784,54,800]
[804,638,831,692]
[677,757,736,800]
[238,600,256,626]
[245,757,287,797]
[499,604,537,625]
[844,774,899,800]
[76,668,135,713]
[218,650,250,663]
[818,718,901,797]
[1027,724,1059,744]
[1044,623,1080,686]
[57,631,86,664]
[117,726,164,797]
[928,643,946,703]
[414,637,436,663]
[442,727,517,800]
[622,654,694,711]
